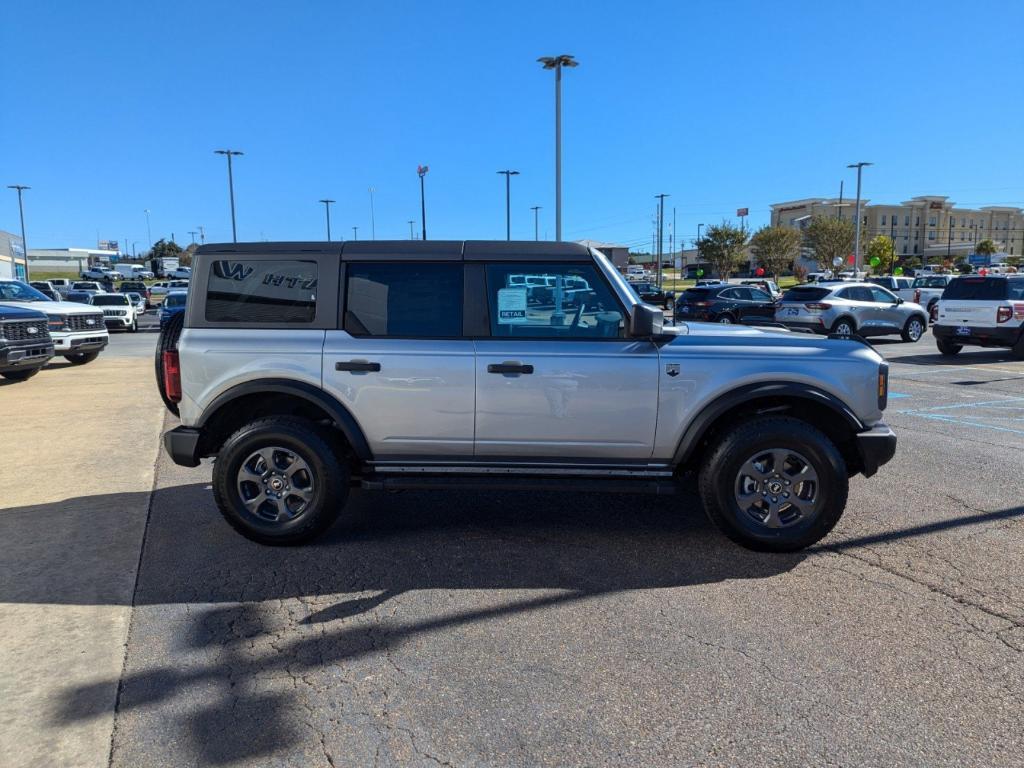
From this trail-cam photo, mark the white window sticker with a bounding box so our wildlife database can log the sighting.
[497,288,528,324]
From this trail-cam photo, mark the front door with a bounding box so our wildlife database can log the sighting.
[473,261,660,460]
[322,261,475,458]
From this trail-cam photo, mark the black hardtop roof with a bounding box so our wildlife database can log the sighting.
[194,240,594,262]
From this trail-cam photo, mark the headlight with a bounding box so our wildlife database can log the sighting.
[47,314,65,331]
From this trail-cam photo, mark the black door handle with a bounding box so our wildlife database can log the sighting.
[487,362,534,374]
[335,360,381,372]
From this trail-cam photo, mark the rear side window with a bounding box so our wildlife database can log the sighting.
[205,259,317,323]
[781,287,830,301]
[344,262,462,337]
[682,288,710,300]
[942,278,1008,301]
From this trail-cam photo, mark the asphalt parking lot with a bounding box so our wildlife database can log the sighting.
[1,328,1022,767]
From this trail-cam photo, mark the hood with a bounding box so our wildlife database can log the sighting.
[0,305,48,322]
[0,299,103,317]
[661,320,883,361]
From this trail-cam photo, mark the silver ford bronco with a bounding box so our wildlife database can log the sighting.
[158,240,895,551]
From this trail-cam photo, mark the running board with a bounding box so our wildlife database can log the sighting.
[359,474,680,495]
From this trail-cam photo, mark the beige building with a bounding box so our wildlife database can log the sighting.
[771,195,1024,262]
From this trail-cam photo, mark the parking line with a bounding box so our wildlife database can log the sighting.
[897,397,1024,413]
[899,411,1024,437]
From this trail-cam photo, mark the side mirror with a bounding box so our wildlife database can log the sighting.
[629,303,663,337]
[896,297,904,304]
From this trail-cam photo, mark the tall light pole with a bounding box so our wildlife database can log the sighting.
[408,220,415,240]
[531,206,542,240]
[197,225,205,244]
[847,162,872,272]
[368,187,376,240]
[417,165,429,240]
[214,149,244,242]
[497,170,520,240]
[319,199,335,241]
[352,226,358,241]
[132,241,139,258]
[7,185,30,280]
[538,54,578,241]
[144,208,152,248]
[655,194,669,286]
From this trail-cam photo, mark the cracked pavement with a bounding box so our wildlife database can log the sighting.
[8,337,1024,767]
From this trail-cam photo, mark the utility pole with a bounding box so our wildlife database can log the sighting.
[144,208,152,248]
[7,185,30,280]
[214,149,244,242]
[188,230,198,246]
[531,206,541,240]
[497,170,520,240]
[319,199,335,241]
[352,226,358,241]
[417,165,429,240]
[368,187,376,240]
[672,206,677,269]
[837,180,844,220]
[847,162,872,273]
[538,54,578,240]
[197,225,205,244]
[408,220,415,240]
[655,193,669,286]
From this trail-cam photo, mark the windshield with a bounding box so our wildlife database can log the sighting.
[164,293,187,308]
[0,281,52,302]
[91,294,129,306]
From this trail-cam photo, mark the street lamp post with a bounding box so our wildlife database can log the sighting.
[368,187,376,240]
[7,185,30,280]
[144,208,152,248]
[408,220,415,240]
[417,165,429,240]
[319,199,335,241]
[530,206,541,241]
[538,54,578,241]
[655,194,669,286]
[132,241,139,258]
[847,162,872,273]
[352,226,358,241]
[214,149,244,242]
[497,170,520,240]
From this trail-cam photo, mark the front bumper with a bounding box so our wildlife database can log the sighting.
[103,316,133,329]
[164,426,203,467]
[0,341,54,372]
[933,324,1021,348]
[855,423,897,477]
[53,330,109,352]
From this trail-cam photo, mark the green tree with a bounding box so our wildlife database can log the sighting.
[865,235,896,275]
[150,238,184,262]
[749,225,802,279]
[697,221,749,279]
[803,216,854,272]
[976,239,997,258]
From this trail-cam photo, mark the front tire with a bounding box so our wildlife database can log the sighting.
[1,367,40,381]
[717,314,734,324]
[698,416,849,552]
[212,417,350,545]
[936,338,962,356]
[130,317,138,333]
[65,351,100,365]
[901,315,925,343]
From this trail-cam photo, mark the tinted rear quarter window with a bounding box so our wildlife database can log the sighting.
[943,278,1007,301]
[781,287,830,302]
[682,288,710,300]
[344,262,462,337]
[205,259,318,323]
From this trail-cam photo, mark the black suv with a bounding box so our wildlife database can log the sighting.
[0,305,54,382]
[629,281,675,309]
[675,284,778,324]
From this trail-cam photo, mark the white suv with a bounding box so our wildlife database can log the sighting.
[0,280,108,364]
[933,275,1024,356]
[90,292,140,332]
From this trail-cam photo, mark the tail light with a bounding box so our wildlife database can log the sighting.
[996,306,1013,323]
[162,350,182,402]
[930,303,939,322]
[914,289,921,303]
[693,301,710,307]
[804,302,832,311]
[878,363,889,409]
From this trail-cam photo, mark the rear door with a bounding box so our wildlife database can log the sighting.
[473,260,659,460]
[322,261,476,458]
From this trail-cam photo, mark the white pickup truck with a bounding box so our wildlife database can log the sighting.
[868,274,954,313]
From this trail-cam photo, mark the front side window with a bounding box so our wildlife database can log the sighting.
[485,263,624,338]
[868,286,897,303]
[206,259,317,323]
[344,262,462,337]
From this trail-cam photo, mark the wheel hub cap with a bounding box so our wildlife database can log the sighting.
[734,448,821,529]
[236,446,315,523]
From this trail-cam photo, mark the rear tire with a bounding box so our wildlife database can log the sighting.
[831,318,856,337]
[65,351,100,365]
[901,315,925,343]
[936,338,962,356]
[717,314,734,324]
[698,416,849,552]
[1012,333,1024,360]
[155,312,184,415]
[130,317,138,333]
[212,417,349,545]
[1,367,40,381]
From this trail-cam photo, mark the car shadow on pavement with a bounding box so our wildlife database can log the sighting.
[20,481,1022,766]
[885,349,1019,366]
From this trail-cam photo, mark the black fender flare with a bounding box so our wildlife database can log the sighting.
[198,378,372,460]
[672,381,865,467]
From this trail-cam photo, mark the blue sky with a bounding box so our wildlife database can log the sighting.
[3,0,1023,253]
